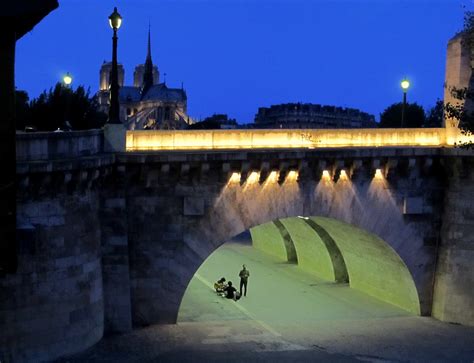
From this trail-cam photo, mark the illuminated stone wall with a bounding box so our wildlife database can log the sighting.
[279,217,337,282]
[313,217,420,314]
[250,216,420,314]
[250,221,288,261]
[126,128,448,151]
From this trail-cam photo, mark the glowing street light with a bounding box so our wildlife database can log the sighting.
[401,79,410,90]
[400,78,410,128]
[108,7,122,30]
[63,72,72,87]
[108,7,123,124]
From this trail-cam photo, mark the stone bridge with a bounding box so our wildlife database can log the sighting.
[2,128,474,362]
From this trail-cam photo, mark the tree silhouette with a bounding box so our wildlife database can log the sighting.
[379,102,425,128]
[425,99,444,128]
[17,83,107,131]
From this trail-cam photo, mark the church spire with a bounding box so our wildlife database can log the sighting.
[142,23,154,93]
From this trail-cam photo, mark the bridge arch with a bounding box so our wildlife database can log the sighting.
[127,169,428,325]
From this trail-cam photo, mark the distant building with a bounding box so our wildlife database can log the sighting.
[97,29,192,130]
[188,114,238,130]
[253,103,376,129]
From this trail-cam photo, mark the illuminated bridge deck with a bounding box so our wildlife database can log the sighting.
[124,127,472,152]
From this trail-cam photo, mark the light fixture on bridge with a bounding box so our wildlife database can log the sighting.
[286,170,298,182]
[374,168,384,179]
[229,172,241,184]
[266,171,279,183]
[246,171,260,184]
[322,170,331,181]
[339,169,349,181]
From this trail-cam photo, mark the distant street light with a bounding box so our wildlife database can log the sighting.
[108,7,122,124]
[63,72,72,87]
[400,79,410,128]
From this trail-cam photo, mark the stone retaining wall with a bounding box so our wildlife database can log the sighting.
[0,191,104,362]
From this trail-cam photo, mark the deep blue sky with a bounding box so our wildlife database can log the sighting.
[16,0,465,123]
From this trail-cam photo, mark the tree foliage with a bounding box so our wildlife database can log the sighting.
[379,102,426,128]
[188,114,238,130]
[444,87,474,136]
[425,99,444,128]
[16,83,107,131]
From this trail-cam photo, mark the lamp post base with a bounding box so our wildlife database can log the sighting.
[104,123,126,152]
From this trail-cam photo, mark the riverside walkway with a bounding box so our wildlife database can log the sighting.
[57,238,474,363]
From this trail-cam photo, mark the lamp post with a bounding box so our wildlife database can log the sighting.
[400,79,410,128]
[63,72,73,130]
[108,7,122,124]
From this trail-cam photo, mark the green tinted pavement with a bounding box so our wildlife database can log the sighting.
[178,241,411,324]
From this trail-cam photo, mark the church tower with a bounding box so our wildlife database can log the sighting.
[133,27,159,89]
[99,61,124,90]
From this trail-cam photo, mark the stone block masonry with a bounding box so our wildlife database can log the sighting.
[433,158,474,325]
[0,191,104,363]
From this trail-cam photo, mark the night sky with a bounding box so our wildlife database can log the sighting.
[16,0,464,123]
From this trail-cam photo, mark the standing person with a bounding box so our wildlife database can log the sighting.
[239,264,250,297]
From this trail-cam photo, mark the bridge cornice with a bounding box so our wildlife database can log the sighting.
[116,147,474,164]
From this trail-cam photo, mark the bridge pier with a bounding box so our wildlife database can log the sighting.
[433,157,474,324]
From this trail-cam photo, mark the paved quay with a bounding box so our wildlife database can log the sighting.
[56,242,474,363]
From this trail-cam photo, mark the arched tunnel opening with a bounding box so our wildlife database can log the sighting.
[178,216,420,327]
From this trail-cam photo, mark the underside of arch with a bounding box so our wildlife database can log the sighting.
[250,220,297,262]
[250,216,420,315]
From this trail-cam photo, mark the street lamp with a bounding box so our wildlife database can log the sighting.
[108,7,122,124]
[63,72,72,87]
[400,78,410,128]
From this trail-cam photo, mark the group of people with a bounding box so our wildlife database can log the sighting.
[214,264,250,301]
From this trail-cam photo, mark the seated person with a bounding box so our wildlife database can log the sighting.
[223,281,241,301]
[214,277,227,293]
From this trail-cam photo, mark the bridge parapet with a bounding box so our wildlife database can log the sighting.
[16,129,104,161]
[125,128,451,151]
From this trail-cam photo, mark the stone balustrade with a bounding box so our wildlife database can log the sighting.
[16,129,104,161]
